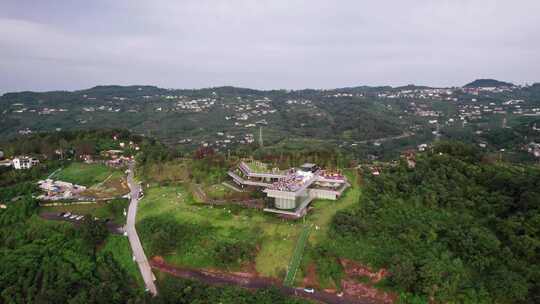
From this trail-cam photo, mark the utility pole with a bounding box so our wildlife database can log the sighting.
[259,126,264,147]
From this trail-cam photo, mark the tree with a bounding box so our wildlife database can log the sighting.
[79,217,108,251]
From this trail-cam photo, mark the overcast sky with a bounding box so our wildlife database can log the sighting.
[1,0,539,92]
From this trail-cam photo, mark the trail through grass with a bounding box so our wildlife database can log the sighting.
[284,224,311,286]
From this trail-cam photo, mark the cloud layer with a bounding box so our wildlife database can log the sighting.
[1,0,539,92]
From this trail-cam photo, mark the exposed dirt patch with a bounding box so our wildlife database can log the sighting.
[340,259,388,283]
[341,280,394,304]
[339,259,396,304]
[150,257,380,304]
[82,175,129,199]
[239,260,259,277]
[302,263,320,289]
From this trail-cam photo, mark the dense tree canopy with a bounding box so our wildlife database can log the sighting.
[331,142,540,303]
[0,186,140,303]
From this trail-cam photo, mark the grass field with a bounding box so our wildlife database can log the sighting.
[136,184,303,277]
[55,162,117,186]
[244,160,270,173]
[135,169,360,282]
[307,170,360,243]
[84,170,129,199]
[298,170,361,288]
[205,183,233,199]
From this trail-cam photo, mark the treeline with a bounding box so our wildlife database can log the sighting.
[153,276,309,304]
[330,142,540,303]
[138,142,356,185]
[0,129,142,159]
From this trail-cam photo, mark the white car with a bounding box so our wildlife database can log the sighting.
[303,288,315,294]
[63,212,72,218]
[69,214,78,219]
[76,215,84,220]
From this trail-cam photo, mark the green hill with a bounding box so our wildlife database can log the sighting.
[464,79,514,88]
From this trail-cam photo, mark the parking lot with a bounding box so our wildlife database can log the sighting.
[39,211,125,234]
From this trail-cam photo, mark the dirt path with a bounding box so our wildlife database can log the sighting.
[150,258,381,304]
[355,132,415,145]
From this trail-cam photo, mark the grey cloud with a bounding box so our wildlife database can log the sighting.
[1,0,539,92]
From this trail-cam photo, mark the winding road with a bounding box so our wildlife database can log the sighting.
[125,162,158,295]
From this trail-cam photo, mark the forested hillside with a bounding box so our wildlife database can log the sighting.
[0,85,406,149]
[3,81,540,162]
[331,142,540,303]
[0,183,139,303]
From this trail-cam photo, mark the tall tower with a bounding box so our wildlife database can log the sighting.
[259,126,264,147]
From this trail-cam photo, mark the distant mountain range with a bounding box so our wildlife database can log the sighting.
[2,78,540,159]
[1,79,525,97]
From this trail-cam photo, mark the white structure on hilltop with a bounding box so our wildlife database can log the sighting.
[228,161,350,218]
[12,156,39,170]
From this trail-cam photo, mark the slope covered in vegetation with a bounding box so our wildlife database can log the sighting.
[331,142,540,303]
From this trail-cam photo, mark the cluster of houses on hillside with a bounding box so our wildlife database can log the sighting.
[378,88,458,101]
[376,85,519,101]
[223,98,276,127]
[174,98,216,112]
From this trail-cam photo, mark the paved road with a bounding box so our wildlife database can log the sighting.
[125,162,158,296]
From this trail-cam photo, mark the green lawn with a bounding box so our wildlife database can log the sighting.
[135,170,360,282]
[298,170,361,288]
[136,184,302,277]
[55,162,117,187]
[244,160,270,173]
[307,170,360,243]
[205,184,233,199]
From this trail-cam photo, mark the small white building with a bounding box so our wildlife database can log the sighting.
[13,156,39,170]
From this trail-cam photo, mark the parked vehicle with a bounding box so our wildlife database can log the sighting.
[63,212,72,218]
[76,215,84,220]
[303,288,315,294]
